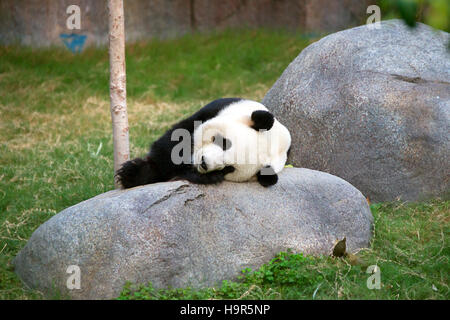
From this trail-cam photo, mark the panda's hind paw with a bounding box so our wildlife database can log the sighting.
[257,165,278,187]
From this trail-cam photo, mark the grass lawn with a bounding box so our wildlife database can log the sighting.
[0,29,448,300]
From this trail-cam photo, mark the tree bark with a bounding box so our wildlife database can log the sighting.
[107,0,129,188]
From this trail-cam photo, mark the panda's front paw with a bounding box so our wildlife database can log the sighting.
[257,165,278,187]
[251,110,274,131]
[203,170,227,184]
[222,166,235,175]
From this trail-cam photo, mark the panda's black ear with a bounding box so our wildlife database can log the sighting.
[250,110,274,131]
[257,165,278,187]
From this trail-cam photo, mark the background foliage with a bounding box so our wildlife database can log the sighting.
[378,0,449,32]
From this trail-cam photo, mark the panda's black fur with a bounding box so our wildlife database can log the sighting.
[116,98,277,189]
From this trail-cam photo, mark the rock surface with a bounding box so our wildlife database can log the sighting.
[263,20,450,202]
[14,168,372,299]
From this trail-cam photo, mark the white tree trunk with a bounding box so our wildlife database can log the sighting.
[107,0,129,188]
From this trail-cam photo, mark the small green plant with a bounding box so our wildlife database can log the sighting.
[116,250,364,300]
[241,251,320,286]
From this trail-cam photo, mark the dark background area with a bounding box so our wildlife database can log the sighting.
[0,0,374,47]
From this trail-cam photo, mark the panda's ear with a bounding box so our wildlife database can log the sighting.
[250,110,274,131]
[257,165,278,187]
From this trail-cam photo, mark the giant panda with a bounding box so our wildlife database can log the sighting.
[116,98,291,188]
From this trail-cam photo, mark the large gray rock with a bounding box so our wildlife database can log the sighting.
[14,168,372,299]
[263,20,450,202]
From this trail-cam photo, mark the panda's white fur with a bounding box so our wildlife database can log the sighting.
[117,98,291,188]
[192,99,291,182]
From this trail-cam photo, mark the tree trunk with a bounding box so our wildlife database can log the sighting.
[107,0,129,188]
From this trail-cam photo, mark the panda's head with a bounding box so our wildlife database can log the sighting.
[192,100,291,186]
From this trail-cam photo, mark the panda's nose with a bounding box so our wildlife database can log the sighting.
[201,156,208,171]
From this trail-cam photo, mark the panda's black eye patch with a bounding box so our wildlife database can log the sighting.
[212,134,232,151]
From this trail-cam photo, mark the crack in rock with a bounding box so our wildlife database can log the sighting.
[141,184,191,214]
[391,74,450,85]
[183,193,205,205]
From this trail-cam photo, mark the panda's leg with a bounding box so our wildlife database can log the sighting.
[179,166,235,185]
[250,110,274,131]
[256,165,278,187]
[116,156,162,188]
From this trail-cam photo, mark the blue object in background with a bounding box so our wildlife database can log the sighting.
[60,34,87,54]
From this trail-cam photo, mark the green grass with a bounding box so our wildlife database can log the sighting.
[0,29,448,300]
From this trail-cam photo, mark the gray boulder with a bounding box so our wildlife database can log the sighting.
[263,20,450,202]
[13,168,372,299]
